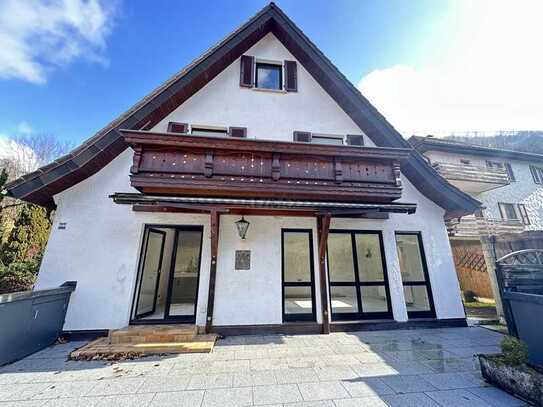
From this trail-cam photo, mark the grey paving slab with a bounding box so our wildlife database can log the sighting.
[420,372,487,390]
[382,392,441,406]
[298,381,350,401]
[232,371,277,387]
[85,377,145,396]
[333,396,388,406]
[252,383,303,405]
[340,377,395,397]
[468,386,526,406]
[286,401,336,407]
[32,381,98,399]
[149,390,204,407]
[0,401,47,407]
[137,375,191,393]
[0,383,51,401]
[274,368,319,384]
[380,374,437,393]
[425,389,492,406]
[202,387,252,407]
[186,373,233,390]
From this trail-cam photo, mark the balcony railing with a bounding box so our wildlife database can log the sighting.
[432,162,510,193]
[121,130,411,203]
[447,216,525,237]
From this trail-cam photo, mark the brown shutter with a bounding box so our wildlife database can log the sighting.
[504,163,515,181]
[240,55,254,88]
[293,131,312,143]
[346,135,364,146]
[284,60,297,92]
[229,127,247,138]
[167,122,188,134]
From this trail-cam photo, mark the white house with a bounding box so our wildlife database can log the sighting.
[4,3,479,336]
[410,135,543,301]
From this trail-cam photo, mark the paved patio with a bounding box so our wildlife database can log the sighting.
[0,326,526,406]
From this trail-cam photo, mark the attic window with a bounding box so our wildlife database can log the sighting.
[256,63,282,90]
[191,126,228,137]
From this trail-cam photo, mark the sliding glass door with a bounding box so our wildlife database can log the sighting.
[327,231,392,320]
[395,232,435,318]
[282,229,316,322]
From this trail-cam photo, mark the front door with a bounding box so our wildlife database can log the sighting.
[134,228,166,319]
[165,227,204,322]
[327,231,392,320]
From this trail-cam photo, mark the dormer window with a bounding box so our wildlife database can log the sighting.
[191,125,228,137]
[256,62,282,90]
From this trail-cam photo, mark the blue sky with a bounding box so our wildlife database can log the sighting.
[0,0,542,148]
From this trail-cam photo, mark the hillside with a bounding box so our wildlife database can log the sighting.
[443,131,543,154]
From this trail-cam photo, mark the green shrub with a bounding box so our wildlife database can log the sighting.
[501,335,529,365]
[463,290,476,302]
[0,260,39,294]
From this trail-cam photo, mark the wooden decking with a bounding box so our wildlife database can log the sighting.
[70,325,217,360]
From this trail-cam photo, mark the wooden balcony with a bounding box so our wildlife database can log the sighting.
[121,130,411,203]
[447,216,525,237]
[432,162,510,194]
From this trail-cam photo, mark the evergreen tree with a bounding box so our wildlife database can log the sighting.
[0,168,7,205]
[1,204,51,265]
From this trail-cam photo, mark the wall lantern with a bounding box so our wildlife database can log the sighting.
[235,216,250,240]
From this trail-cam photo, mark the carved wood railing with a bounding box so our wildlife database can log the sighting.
[446,215,525,237]
[121,130,410,203]
[432,162,510,186]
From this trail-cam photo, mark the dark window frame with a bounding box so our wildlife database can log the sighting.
[190,126,228,136]
[517,203,530,225]
[255,62,283,90]
[326,230,393,321]
[395,231,436,319]
[281,229,317,322]
[530,165,543,184]
[498,202,520,221]
[311,134,344,146]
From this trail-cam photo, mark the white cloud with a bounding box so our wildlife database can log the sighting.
[357,0,543,137]
[0,0,116,84]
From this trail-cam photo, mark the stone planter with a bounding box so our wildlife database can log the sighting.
[479,354,543,406]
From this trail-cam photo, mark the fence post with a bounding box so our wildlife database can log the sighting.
[480,236,505,323]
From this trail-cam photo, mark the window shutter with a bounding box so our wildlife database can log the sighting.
[346,135,364,146]
[530,165,541,184]
[240,55,254,88]
[284,60,297,92]
[518,204,530,225]
[504,163,515,181]
[498,203,506,220]
[293,131,312,143]
[229,127,247,138]
[167,122,188,134]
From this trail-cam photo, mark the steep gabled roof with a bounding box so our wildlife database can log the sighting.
[3,2,480,218]
[409,135,543,164]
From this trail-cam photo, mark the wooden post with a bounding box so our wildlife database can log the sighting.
[317,213,331,334]
[205,210,220,334]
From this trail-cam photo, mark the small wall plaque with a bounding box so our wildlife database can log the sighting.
[235,250,251,270]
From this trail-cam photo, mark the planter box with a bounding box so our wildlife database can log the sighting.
[479,354,543,406]
[503,291,543,366]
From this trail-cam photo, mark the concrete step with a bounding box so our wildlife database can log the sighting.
[109,324,198,345]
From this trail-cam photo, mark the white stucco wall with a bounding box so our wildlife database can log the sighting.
[35,33,464,330]
[424,150,543,229]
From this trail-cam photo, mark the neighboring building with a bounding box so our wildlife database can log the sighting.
[3,4,479,335]
[410,135,543,300]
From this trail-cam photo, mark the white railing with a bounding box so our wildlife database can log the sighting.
[433,162,510,185]
[447,216,525,237]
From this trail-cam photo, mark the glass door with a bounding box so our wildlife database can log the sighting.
[395,232,435,318]
[165,227,203,322]
[282,229,316,322]
[327,231,392,320]
[134,229,166,318]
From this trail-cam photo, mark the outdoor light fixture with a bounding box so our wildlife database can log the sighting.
[235,216,250,240]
